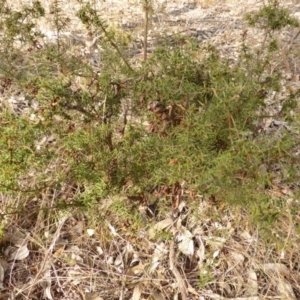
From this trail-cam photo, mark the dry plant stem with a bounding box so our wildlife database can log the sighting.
[50,261,65,297]
[9,233,29,287]
[169,239,188,300]
[103,93,107,121]
[35,187,55,232]
[287,28,300,51]
[25,214,69,298]
[143,0,150,61]
[119,285,125,300]
[98,22,134,72]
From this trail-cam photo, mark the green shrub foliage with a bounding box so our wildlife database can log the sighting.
[0,0,299,230]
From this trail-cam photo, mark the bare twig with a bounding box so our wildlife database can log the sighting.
[143,0,150,61]
[98,22,134,72]
[169,238,188,300]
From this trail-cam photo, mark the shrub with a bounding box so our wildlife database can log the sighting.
[0,0,299,233]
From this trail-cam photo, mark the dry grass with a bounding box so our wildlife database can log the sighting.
[193,0,223,8]
[1,190,300,299]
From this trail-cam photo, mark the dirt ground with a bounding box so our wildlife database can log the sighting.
[12,0,299,65]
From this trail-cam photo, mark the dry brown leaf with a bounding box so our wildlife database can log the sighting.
[126,264,145,277]
[277,279,296,300]
[43,286,53,300]
[132,283,143,300]
[84,292,104,300]
[96,246,103,255]
[5,229,28,247]
[87,228,95,236]
[114,252,124,268]
[229,297,260,300]
[6,244,29,261]
[0,258,8,273]
[262,263,290,277]
[53,246,65,259]
[245,269,258,296]
[187,283,199,296]
[123,243,134,266]
[67,266,84,285]
[106,221,118,237]
[71,220,85,236]
[204,293,260,300]
[206,236,227,249]
[53,237,68,250]
[149,242,168,274]
[195,236,205,265]
[148,218,173,239]
[151,291,166,300]
[169,239,188,300]
[40,261,53,300]
[177,228,194,256]
[0,264,4,289]
[259,263,296,299]
[239,231,253,242]
[230,252,244,264]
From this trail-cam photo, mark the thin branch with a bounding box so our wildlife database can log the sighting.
[143,0,150,61]
[98,22,134,72]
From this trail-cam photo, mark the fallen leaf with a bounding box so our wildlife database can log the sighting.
[7,244,29,261]
[195,236,205,264]
[0,264,4,289]
[126,264,145,277]
[149,242,168,273]
[245,269,258,296]
[85,292,104,300]
[277,279,296,300]
[96,246,103,255]
[40,261,52,300]
[87,228,95,236]
[71,221,84,236]
[177,228,194,256]
[106,221,118,237]
[152,291,166,300]
[132,283,143,300]
[148,218,173,239]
